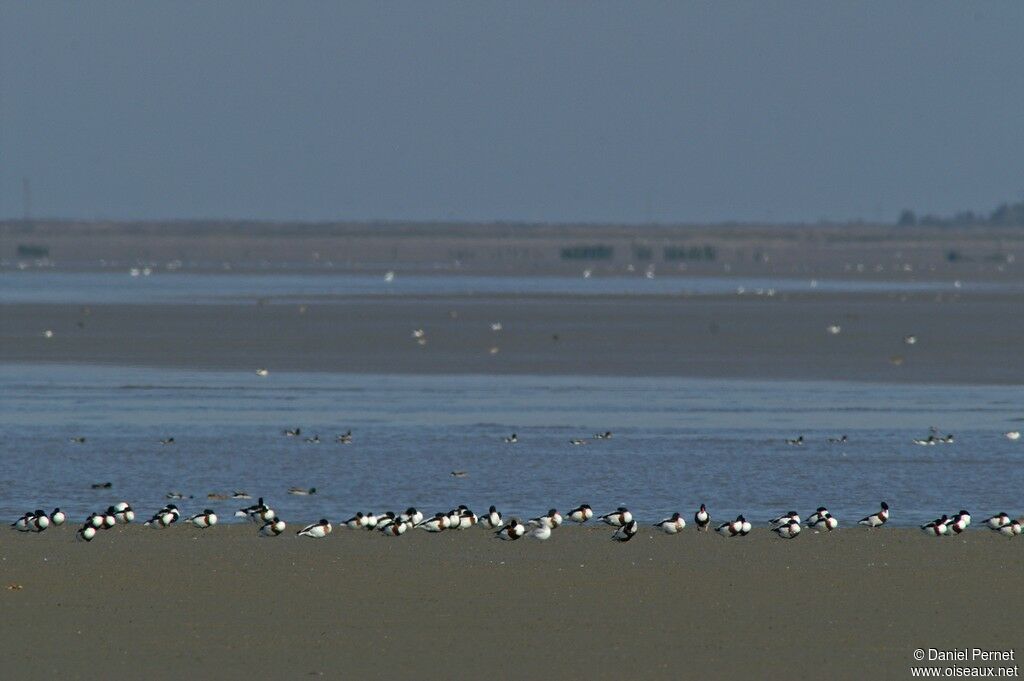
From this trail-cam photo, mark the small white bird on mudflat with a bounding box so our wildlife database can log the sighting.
[375,512,397,532]
[236,498,275,523]
[77,525,97,542]
[417,513,449,532]
[381,520,411,536]
[528,523,552,541]
[480,506,502,530]
[567,504,593,524]
[145,504,180,528]
[716,517,744,537]
[530,509,562,529]
[496,518,526,541]
[948,510,971,534]
[773,521,801,539]
[112,502,135,523]
[599,507,633,527]
[921,515,950,536]
[858,502,889,528]
[810,514,838,532]
[997,519,1022,538]
[983,512,1011,530]
[806,507,830,526]
[11,512,32,532]
[259,518,286,537]
[188,509,217,528]
[32,510,51,532]
[654,513,686,534]
[769,511,800,528]
[694,504,711,532]
[399,508,423,526]
[297,519,332,538]
[612,520,639,542]
[50,508,66,526]
[343,512,367,530]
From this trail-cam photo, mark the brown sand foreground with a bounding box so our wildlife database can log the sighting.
[1,525,1021,680]
[3,291,1024,384]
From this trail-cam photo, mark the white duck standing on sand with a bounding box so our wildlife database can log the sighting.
[773,521,801,539]
[76,524,97,542]
[259,518,286,537]
[599,507,633,527]
[50,508,66,526]
[612,520,639,542]
[654,512,686,534]
[858,502,889,528]
[480,506,502,530]
[496,518,526,541]
[102,508,117,529]
[694,504,711,532]
[567,504,593,524]
[297,519,332,538]
[188,509,218,529]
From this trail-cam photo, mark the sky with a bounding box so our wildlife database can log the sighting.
[1,2,1022,224]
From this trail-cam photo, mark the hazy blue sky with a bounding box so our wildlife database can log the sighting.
[1,2,1022,223]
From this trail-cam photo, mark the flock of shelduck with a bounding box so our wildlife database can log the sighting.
[12,499,1021,544]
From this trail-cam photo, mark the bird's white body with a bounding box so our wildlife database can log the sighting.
[298,520,332,538]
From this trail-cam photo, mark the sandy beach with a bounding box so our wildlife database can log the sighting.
[1,524,1021,680]
[3,290,1023,384]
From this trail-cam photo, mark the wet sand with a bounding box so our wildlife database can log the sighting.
[1,524,1021,680]
[3,291,1023,384]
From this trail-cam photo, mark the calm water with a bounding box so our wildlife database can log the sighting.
[1,270,1012,305]
[1,363,1020,528]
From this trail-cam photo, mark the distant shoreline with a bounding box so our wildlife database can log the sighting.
[3,219,1021,279]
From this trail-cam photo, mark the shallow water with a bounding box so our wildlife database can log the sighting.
[0,270,1012,305]
[1,363,1020,528]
